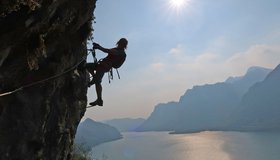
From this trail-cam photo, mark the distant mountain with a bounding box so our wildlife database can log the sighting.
[225,66,271,95]
[230,64,280,131]
[103,118,145,132]
[136,101,182,131]
[226,66,270,84]
[137,66,272,133]
[137,83,241,132]
[75,118,122,149]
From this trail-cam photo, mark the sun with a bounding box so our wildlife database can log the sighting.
[165,0,191,17]
[169,0,188,9]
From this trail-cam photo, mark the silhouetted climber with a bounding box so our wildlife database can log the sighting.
[86,38,128,106]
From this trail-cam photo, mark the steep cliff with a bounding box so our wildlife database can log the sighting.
[0,0,96,159]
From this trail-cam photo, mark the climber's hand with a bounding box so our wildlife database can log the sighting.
[92,43,101,49]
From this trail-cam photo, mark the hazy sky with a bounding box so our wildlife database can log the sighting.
[84,0,280,121]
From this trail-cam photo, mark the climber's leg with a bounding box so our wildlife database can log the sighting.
[85,63,97,75]
[89,83,103,106]
[89,69,105,106]
[85,63,98,87]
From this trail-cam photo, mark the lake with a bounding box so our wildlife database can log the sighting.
[91,131,280,160]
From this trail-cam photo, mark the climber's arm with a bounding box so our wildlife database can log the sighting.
[99,47,118,55]
[93,43,117,55]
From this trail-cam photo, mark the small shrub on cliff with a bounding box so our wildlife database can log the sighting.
[73,143,92,160]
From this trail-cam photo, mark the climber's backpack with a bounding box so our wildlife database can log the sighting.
[112,50,126,69]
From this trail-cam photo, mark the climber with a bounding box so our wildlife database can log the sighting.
[86,38,128,106]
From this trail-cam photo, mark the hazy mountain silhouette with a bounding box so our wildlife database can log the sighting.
[136,101,183,131]
[137,83,241,132]
[103,118,145,132]
[230,64,280,131]
[225,66,272,95]
[75,118,122,148]
[137,66,272,133]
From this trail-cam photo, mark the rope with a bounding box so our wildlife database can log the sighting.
[0,52,90,97]
[116,69,120,79]
[107,68,121,84]
[88,49,97,64]
[108,69,113,83]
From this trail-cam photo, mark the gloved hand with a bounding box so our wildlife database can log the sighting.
[92,42,101,49]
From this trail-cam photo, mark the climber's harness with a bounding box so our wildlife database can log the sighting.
[87,49,121,83]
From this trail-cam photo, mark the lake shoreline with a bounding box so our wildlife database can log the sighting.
[92,131,280,160]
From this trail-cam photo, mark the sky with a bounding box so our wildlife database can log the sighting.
[84,0,280,121]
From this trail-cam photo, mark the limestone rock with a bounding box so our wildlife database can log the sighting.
[0,0,96,159]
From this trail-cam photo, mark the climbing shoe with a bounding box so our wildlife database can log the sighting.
[89,99,103,106]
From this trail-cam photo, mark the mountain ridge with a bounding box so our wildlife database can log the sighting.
[229,64,280,131]
[103,118,146,132]
[75,118,122,148]
[137,65,275,133]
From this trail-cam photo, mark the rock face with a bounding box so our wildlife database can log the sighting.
[0,0,96,159]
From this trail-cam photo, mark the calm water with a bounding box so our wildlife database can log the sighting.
[91,131,280,160]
